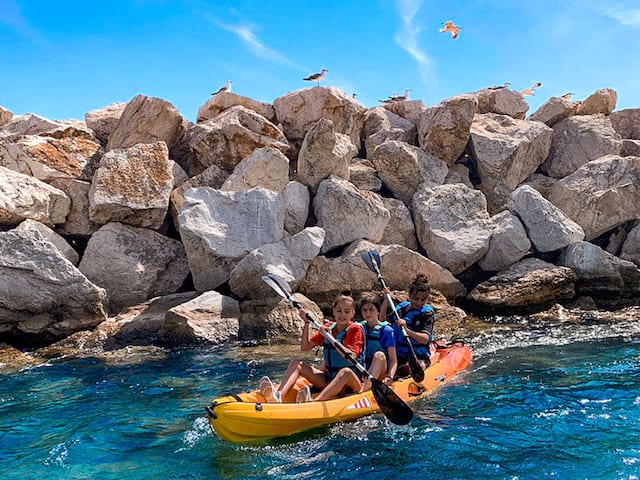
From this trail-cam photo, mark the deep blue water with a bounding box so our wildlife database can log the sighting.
[1,317,639,480]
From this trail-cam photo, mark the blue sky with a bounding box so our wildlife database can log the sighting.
[1,0,639,123]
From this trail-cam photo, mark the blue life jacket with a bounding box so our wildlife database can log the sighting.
[360,321,389,368]
[323,322,365,379]
[391,301,435,361]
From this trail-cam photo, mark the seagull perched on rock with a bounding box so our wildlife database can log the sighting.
[561,92,574,100]
[212,80,232,95]
[303,68,328,86]
[521,81,542,96]
[380,89,411,103]
[488,81,511,90]
[440,20,460,39]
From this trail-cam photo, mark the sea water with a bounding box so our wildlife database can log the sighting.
[1,316,639,480]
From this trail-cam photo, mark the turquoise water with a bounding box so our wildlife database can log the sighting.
[1,317,639,480]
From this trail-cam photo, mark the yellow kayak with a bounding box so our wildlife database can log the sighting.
[206,341,472,443]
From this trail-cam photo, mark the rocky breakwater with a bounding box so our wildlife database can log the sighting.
[0,85,639,362]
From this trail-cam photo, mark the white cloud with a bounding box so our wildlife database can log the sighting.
[215,20,305,70]
[599,7,640,26]
[394,0,434,84]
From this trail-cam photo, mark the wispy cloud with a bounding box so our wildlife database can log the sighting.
[394,0,434,84]
[598,7,640,26]
[0,0,48,45]
[213,19,306,70]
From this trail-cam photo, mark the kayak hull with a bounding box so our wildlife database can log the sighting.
[206,342,472,443]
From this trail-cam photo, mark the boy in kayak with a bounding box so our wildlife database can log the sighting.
[381,273,436,378]
[259,290,365,403]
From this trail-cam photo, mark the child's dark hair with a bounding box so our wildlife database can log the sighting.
[333,288,355,309]
[359,291,381,310]
[408,274,430,297]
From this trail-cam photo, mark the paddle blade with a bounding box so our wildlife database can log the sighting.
[371,378,413,425]
[360,250,382,274]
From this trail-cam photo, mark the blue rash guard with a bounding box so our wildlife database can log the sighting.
[360,321,396,369]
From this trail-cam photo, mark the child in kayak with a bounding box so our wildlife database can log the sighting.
[381,273,436,378]
[259,290,365,403]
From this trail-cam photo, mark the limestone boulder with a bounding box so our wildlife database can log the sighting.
[363,106,417,154]
[349,159,382,192]
[558,241,640,299]
[417,94,477,166]
[0,229,107,345]
[79,222,190,312]
[509,185,584,252]
[314,176,390,253]
[197,91,276,123]
[106,94,186,152]
[282,180,310,235]
[187,105,288,176]
[528,96,579,127]
[413,183,493,274]
[299,240,465,304]
[610,108,640,140]
[576,88,617,115]
[547,155,640,240]
[229,227,325,299]
[541,115,622,178]
[379,197,418,250]
[84,102,126,147]
[15,219,79,265]
[158,291,240,346]
[0,134,102,182]
[297,118,357,191]
[169,162,228,224]
[48,178,99,237]
[0,166,70,227]
[468,258,576,314]
[521,173,558,199]
[470,113,553,213]
[178,186,285,291]
[0,113,94,140]
[89,142,173,229]
[479,211,531,272]
[474,86,529,119]
[221,146,289,192]
[370,140,448,205]
[381,99,426,125]
[273,86,366,157]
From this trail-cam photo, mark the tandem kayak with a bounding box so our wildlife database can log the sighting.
[205,341,472,443]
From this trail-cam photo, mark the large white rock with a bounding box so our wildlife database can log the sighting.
[79,222,190,312]
[297,118,357,191]
[197,91,276,123]
[370,140,448,205]
[509,185,584,252]
[15,219,79,265]
[0,229,107,343]
[314,176,390,253]
[379,197,418,250]
[413,183,493,274]
[178,186,285,290]
[48,178,99,237]
[229,227,325,299]
[479,211,531,272]
[470,113,553,213]
[84,102,126,147]
[282,180,310,235]
[106,94,186,151]
[0,166,70,227]
[221,146,290,192]
[547,155,640,240]
[89,141,173,229]
[158,291,240,346]
[620,223,640,267]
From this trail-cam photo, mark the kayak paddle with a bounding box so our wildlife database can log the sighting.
[361,250,426,383]
[261,273,413,426]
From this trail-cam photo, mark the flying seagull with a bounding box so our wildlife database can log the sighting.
[212,80,232,95]
[303,68,328,86]
[440,21,460,39]
[521,82,542,96]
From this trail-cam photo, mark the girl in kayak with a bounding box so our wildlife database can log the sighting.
[381,273,436,378]
[259,290,365,403]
